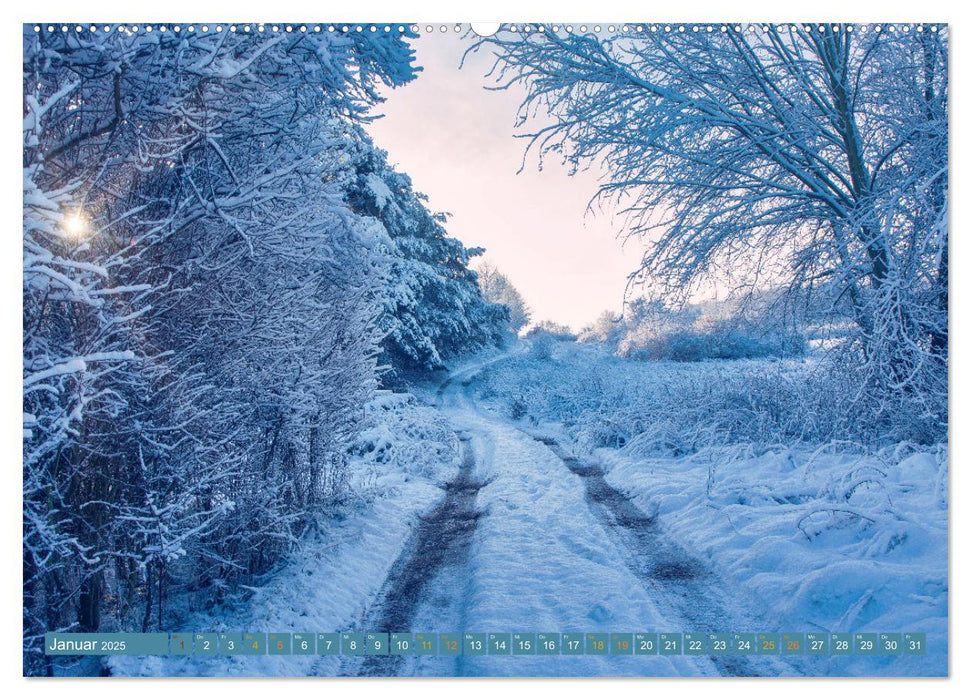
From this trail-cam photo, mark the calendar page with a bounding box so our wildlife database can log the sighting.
[22,15,948,679]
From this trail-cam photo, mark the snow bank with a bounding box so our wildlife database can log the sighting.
[598,445,947,676]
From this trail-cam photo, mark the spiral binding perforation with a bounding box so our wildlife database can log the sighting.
[29,23,944,36]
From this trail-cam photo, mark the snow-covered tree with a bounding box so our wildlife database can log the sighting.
[23,25,419,674]
[478,24,947,429]
[577,310,624,345]
[344,143,508,377]
[475,262,531,334]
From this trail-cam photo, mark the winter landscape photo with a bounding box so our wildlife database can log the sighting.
[22,21,948,677]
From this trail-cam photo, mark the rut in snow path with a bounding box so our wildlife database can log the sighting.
[354,435,486,676]
[437,352,798,676]
[534,436,800,677]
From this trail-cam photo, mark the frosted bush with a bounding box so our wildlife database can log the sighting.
[526,329,557,360]
[349,393,460,481]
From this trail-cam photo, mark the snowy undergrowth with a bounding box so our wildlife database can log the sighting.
[110,392,461,677]
[474,341,947,675]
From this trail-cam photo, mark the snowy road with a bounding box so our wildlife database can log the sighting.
[344,351,804,677]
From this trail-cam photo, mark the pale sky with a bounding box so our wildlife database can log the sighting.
[366,32,644,331]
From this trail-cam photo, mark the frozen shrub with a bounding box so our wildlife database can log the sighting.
[642,326,807,362]
[527,329,557,360]
[616,299,807,362]
[528,321,578,341]
[477,340,943,456]
[349,393,460,480]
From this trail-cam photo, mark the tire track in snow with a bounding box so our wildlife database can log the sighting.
[350,435,486,676]
[533,435,803,677]
[439,347,799,676]
[347,348,795,677]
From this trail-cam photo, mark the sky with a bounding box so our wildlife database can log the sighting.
[366,31,644,331]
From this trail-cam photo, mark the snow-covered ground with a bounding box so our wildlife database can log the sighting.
[595,446,947,676]
[111,342,946,677]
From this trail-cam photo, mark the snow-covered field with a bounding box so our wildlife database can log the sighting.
[473,341,948,676]
[595,445,947,676]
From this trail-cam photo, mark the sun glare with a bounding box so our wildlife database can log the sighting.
[64,212,89,239]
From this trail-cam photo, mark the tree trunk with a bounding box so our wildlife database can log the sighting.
[78,571,102,632]
[141,561,153,633]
